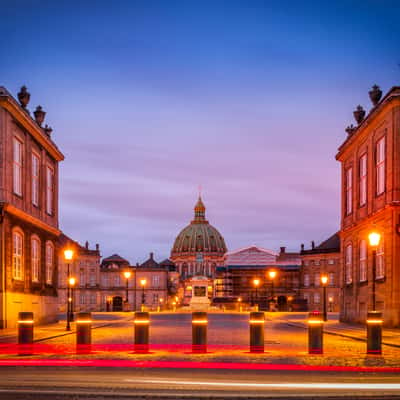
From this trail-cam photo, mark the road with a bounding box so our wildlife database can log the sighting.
[1,366,400,399]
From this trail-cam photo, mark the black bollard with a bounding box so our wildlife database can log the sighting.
[308,311,323,354]
[366,311,383,355]
[249,311,265,353]
[18,312,34,356]
[76,312,92,353]
[192,311,207,353]
[134,311,150,353]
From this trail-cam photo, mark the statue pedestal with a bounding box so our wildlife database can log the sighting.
[189,276,211,311]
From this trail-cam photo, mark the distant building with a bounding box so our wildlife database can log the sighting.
[337,85,400,326]
[300,233,341,312]
[58,234,101,313]
[0,86,64,327]
[220,245,301,310]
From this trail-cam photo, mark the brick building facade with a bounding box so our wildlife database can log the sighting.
[0,86,64,327]
[337,85,400,326]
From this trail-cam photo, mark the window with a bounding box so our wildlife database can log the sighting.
[102,275,109,287]
[152,275,160,287]
[329,272,335,286]
[45,242,54,284]
[359,154,367,206]
[114,276,120,287]
[13,138,23,196]
[80,293,85,305]
[32,153,40,206]
[314,260,320,266]
[12,229,23,280]
[359,239,367,282]
[328,259,334,265]
[46,166,54,214]
[90,274,96,286]
[90,293,96,304]
[314,293,320,304]
[346,167,353,215]
[376,240,385,279]
[345,244,353,284]
[376,137,385,195]
[80,271,85,287]
[303,274,310,287]
[31,236,40,282]
[314,273,320,287]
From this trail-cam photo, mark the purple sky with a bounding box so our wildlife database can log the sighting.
[1,1,400,263]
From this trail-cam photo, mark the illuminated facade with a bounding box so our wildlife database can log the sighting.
[0,86,64,328]
[300,233,341,312]
[337,85,400,326]
[171,196,227,279]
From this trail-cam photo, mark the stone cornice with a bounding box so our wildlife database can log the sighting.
[0,93,64,162]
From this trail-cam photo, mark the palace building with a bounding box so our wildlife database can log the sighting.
[337,85,400,326]
[0,86,64,327]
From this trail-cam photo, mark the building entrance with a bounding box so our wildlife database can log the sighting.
[112,296,123,311]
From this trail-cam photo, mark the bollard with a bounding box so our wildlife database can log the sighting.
[366,311,383,355]
[308,311,323,354]
[18,312,34,356]
[249,311,265,353]
[192,311,207,353]
[76,312,92,353]
[134,311,150,353]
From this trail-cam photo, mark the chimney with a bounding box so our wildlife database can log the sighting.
[150,252,154,260]
[95,243,99,251]
[301,243,304,251]
[85,241,89,249]
[280,246,286,254]
[311,241,315,249]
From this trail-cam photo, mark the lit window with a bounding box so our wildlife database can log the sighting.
[303,274,310,287]
[45,242,54,284]
[32,153,40,206]
[13,138,23,196]
[31,236,40,282]
[359,239,367,282]
[359,154,367,206]
[376,137,385,195]
[12,229,23,280]
[376,239,385,279]
[346,167,353,215]
[46,166,54,215]
[345,244,353,284]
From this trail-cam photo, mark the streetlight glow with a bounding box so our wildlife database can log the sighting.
[253,278,260,287]
[368,231,381,247]
[268,270,277,280]
[321,275,328,285]
[123,271,132,279]
[68,277,76,286]
[64,249,74,261]
[140,278,147,287]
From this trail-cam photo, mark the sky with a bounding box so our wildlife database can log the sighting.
[1,1,400,263]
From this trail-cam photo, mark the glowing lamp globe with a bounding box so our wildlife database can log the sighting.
[368,232,381,247]
[64,249,74,261]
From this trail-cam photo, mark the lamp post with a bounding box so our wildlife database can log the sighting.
[68,277,76,323]
[64,249,74,331]
[268,270,277,311]
[123,271,131,304]
[140,278,147,311]
[321,274,328,321]
[328,296,333,312]
[368,231,381,311]
[253,278,260,311]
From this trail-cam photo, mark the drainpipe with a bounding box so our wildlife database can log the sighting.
[0,203,6,328]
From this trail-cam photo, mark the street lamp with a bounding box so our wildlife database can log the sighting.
[123,271,131,304]
[320,274,328,321]
[253,278,260,310]
[140,278,147,311]
[68,277,76,323]
[368,231,381,311]
[64,249,74,331]
[328,296,333,312]
[268,270,277,310]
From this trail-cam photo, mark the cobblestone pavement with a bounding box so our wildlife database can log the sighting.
[0,312,398,367]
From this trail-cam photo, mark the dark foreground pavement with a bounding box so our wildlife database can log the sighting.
[1,366,400,399]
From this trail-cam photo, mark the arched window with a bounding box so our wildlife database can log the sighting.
[12,228,24,280]
[31,235,41,282]
[45,241,54,284]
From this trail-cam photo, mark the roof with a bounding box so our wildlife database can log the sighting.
[139,252,161,269]
[101,253,130,265]
[301,232,340,255]
[58,233,100,256]
[226,265,300,271]
[224,245,278,266]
